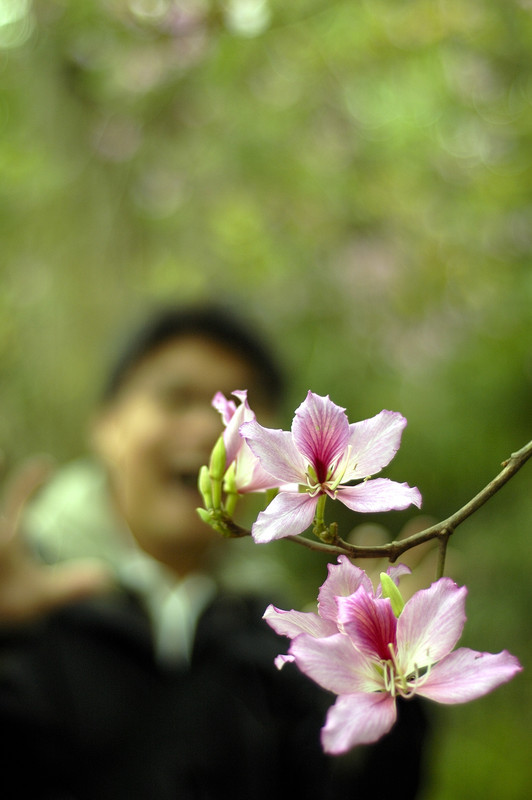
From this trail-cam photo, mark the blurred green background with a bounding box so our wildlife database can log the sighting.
[1,1,532,796]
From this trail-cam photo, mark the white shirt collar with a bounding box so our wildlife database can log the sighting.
[117,550,216,665]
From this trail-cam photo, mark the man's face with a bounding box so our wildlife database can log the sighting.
[92,335,268,574]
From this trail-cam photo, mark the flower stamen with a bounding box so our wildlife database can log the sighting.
[380,642,431,699]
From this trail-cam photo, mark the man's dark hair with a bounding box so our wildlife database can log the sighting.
[100,304,284,407]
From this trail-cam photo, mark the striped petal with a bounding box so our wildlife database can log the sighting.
[417,648,523,704]
[397,578,467,673]
[250,491,318,543]
[321,693,397,754]
[292,392,349,481]
[233,441,284,493]
[336,478,422,513]
[289,632,377,695]
[240,419,307,483]
[337,588,397,661]
[263,604,337,639]
[215,390,251,467]
[317,555,373,623]
[346,410,407,479]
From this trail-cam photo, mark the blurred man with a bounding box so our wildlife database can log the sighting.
[0,305,429,799]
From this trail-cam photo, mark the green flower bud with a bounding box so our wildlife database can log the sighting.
[196,507,213,525]
[380,572,405,617]
[222,462,239,517]
[209,436,227,482]
[223,462,237,495]
[198,465,213,509]
[224,491,238,518]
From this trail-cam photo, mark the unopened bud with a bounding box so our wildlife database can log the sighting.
[223,462,237,495]
[196,508,212,525]
[198,465,213,509]
[380,572,405,617]
[209,436,227,482]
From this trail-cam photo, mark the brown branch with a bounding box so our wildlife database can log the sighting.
[285,438,532,562]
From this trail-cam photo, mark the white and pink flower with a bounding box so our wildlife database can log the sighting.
[265,557,522,754]
[241,391,422,542]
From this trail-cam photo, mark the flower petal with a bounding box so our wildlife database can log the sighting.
[291,392,350,478]
[417,647,523,704]
[289,632,378,695]
[397,578,467,673]
[215,390,253,467]
[346,410,407,479]
[240,419,307,483]
[337,588,397,661]
[233,442,282,493]
[321,693,397,753]
[336,478,422,512]
[317,555,373,623]
[251,491,318,543]
[212,391,236,426]
[263,604,337,639]
[274,653,295,669]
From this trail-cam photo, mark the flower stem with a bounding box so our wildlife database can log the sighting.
[312,494,329,540]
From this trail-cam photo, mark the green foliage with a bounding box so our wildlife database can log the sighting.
[2,2,532,794]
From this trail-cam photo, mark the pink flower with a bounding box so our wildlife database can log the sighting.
[265,558,522,754]
[264,556,410,666]
[212,390,281,493]
[240,391,421,543]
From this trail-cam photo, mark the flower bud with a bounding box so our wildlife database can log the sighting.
[209,436,227,482]
[380,572,405,617]
[198,465,213,509]
[196,508,212,525]
[223,462,237,495]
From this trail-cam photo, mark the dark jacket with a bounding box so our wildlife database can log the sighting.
[0,591,429,799]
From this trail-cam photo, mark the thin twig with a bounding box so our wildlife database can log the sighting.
[435,531,450,579]
[285,439,532,561]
